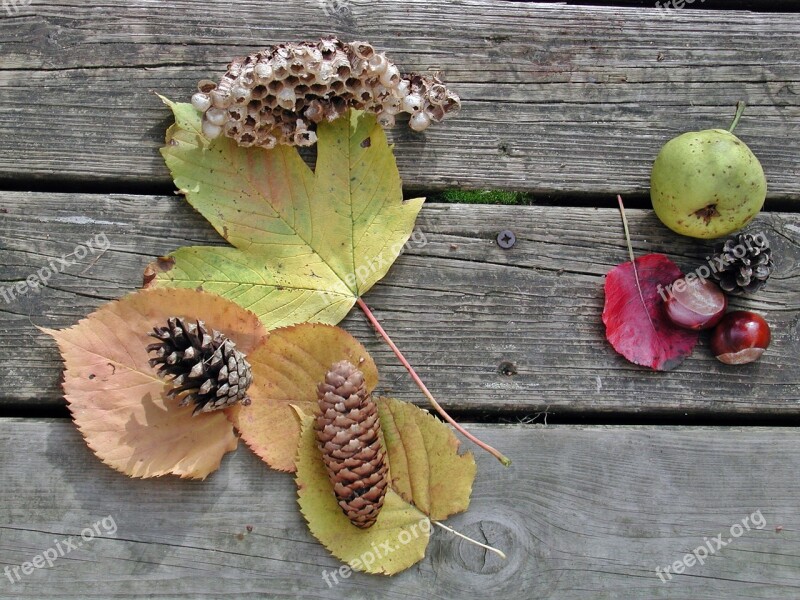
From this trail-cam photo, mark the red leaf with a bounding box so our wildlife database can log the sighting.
[603,253,698,371]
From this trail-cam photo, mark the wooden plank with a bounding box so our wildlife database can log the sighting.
[531,0,800,9]
[0,419,798,598]
[1,192,798,415]
[0,1,798,197]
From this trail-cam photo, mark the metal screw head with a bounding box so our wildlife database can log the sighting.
[498,361,518,376]
[496,230,516,249]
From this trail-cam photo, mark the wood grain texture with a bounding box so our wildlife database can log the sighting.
[544,0,799,8]
[0,418,798,598]
[1,192,798,415]
[0,1,798,197]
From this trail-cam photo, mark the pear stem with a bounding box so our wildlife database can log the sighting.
[432,520,508,560]
[728,101,747,133]
[356,297,511,467]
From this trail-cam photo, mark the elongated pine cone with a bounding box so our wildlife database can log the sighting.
[147,317,253,416]
[315,360,388,529]
[191,37,461,148]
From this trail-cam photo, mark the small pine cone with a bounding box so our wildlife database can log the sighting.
[147,317,253,415]
[710,232,774,295]
[315,360,388,529]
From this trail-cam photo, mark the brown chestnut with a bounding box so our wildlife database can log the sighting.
[664,276,727,330]
[710,311,771,365]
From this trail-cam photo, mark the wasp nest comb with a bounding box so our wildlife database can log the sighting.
[191,37,461,149]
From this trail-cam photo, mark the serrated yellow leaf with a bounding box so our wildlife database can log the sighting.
[377,397,476,521]
[296,415,430,575]
[295,396,476,574]
[150,99,424,330]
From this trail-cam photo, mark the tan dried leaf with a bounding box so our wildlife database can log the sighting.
[43,288,267,479]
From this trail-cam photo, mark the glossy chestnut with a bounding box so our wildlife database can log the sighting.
[710,311,771,365]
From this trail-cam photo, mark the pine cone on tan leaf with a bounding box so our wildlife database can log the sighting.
[147,317,253,415]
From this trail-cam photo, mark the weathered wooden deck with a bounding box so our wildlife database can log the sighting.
[1,1,799,598]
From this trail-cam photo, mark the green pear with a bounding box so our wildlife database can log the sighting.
[651,103,767,239]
